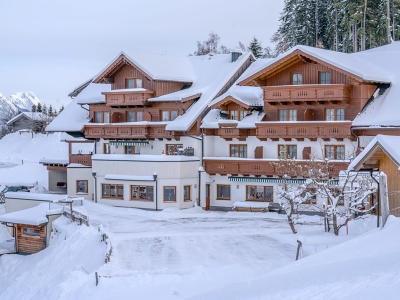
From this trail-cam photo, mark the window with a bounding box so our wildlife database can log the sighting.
[230,144,247,158]
[127,112,134,122]
[184,185,191,201]
[162,111,169,121]
[76,180,88,194]
[279,145,297,159]
[94,112,110,123]
[319,72,331,84]
[217,185,231,200]
[246,186,274,202]
[125,78,143,89]
[102,184,124,199]
[230,111,238,120]
[239,110,247,121]
[292,73,302,85]
[125,146,140,154]
[103,143,110,154]
[166,144,183,155]
[170,110,178,121]
[131,185,154,201]
[279,109,297,121]
[164,186,176,202]
[23,228,40,237]
[136,111,143,122]
[326,108,345,121]
[325,145,345,160]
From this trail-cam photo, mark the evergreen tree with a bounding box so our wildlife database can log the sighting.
[48,104,53,117]
[248,37,264,58]
[59,105,64,113]
[37,102,42,113]
[42,103,47,115]
[32,104,37,112]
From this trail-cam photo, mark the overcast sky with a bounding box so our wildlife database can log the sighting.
[0,0,283,109]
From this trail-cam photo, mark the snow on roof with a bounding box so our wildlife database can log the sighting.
[95,51,195,83]
[4,192,69,202]
[165,52,254,131]
[348,134,400,170]
[92,154,200,162]
[39,159,69,165]
[105,88,148,93]
[75,82,111,105]
[6,112,48,126]
[0,203,62,226]
[208,84,263,108]
[104,174,155,181]
[60,132,90,142]
[201,110,265,129]
[46,98,89,132]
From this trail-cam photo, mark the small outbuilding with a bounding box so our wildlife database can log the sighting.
[0,203,63,254]
[6,112,50,133]
[349,135,400,217]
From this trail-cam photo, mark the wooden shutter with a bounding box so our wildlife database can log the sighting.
[254,146,263,159]
[302,147,311,160]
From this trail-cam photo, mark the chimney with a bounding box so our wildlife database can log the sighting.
[231,51,242,62]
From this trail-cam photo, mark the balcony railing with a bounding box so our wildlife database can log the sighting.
[102,90,154,106]
[262,84,351,103]
[70,154,92,166]
[256,121,353,141]
[84,124,181,140]
[204,158,349,178]
[218,128,251,141]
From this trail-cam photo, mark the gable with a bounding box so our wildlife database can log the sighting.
[211,96,250,110]
[239,49,363,87]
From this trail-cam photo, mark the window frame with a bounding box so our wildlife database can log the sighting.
[278,144,298,159]
[76,180,88,194]
[125,145,140,154]
[101,184,124,199]
[125,78,143,89]
[279,109,297,121]
[160,110,179,121]
[22,227,41,238]
[246,185,274,202]
[230,144,247,158]
[163,186,176,202]
[325,108,345,121]
[103,143,110,154]
[130,185,154,201]
[216,184,231,200]
[325,145,345,160]
[166,144,183,155]
[292,73,303,85]
[319,71,331,84]
[184,185,191,201]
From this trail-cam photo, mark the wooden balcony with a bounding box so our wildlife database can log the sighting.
[83,123,181,140]
[218,128,251,141]
[102,89,154,106]
[262,84,351,104]
[204,158,349,178]
[70,154,92,166]
[256,121,354,141]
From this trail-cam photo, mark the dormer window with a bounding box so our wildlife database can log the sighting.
[125,78,143,89]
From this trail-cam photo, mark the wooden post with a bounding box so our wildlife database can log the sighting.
[296,240,302,260]
[95,272,99,286]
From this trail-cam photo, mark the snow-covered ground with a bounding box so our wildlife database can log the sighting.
[1,199,396,300]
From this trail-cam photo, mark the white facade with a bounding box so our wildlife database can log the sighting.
[67,165,94,200]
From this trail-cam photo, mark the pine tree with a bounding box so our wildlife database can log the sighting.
[59,105,64,113]
[36,103,42,112]
[42,103,47,115]
[248,37,264,58]
[48,104,53,117]
[32,104,37,112]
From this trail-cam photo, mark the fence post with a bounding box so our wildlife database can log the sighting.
[296,240,302,260]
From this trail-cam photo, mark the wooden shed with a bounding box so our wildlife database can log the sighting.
[0,203,62,254]
[349,135,400,217]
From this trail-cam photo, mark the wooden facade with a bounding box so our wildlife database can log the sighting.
[16,224,46,254]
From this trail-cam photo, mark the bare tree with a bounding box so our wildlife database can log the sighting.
[194,31,228,55]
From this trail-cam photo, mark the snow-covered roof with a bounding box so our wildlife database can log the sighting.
[75,82,111,105]
[349,135,400,170]
[0,203,62,226]
[39,159,69,165]
[45,98,89,132]
[92,154,200,162]
[4,192,69,202]
[201,110,265,129]
[6,112,48,126]
[60,132,90,142]
[104,174,155,181]
[165,52,254,131]
[95,52,195,83]
[209,84,263,108]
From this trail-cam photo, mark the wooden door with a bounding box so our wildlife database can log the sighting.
[205,184,210,210]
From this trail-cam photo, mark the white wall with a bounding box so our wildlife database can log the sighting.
[67,167,93,200]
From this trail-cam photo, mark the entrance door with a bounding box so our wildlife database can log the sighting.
[205,184,210,210]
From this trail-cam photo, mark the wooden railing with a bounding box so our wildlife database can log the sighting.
[103,90,154,106]
[204,158,349,178]
[262,84,351,102]
[218,128,250,141]
[256,121,353,140]
[84,124,181,140]
[70,154,92,166]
